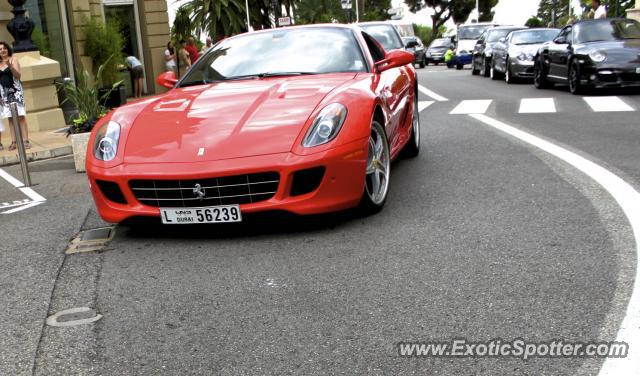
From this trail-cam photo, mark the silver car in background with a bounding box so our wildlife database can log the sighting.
[491,28,560,83]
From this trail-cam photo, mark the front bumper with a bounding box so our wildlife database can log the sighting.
[510,59,535,78]
[580,65,640,88]
[87,139,369,223]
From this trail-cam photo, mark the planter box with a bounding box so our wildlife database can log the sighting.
[70,132,91,173]
[99,84,127,109]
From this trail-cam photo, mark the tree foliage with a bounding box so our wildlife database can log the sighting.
[404,1,478,40]
[478,0,498,22]
[525,16,545,28]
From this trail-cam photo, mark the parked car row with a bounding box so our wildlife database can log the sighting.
[470,18,640,94]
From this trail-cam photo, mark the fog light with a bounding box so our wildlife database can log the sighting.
[590,75,597,80]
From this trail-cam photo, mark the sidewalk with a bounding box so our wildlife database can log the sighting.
[0,128,72,166]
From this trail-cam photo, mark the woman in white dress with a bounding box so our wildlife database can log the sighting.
[0,41,29,151]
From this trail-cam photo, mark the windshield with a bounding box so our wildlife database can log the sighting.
[359,24,404,51]
[512,29,559,45]
[430,39,450,48]
[574,19,640,43]
[394,24,415,37]
[458,25,492,40]
[179,27,367,86]
[487,28,521,43]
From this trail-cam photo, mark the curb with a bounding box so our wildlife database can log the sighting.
[0,145,73,167]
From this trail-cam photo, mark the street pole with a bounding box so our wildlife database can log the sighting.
[355,0,359,22]
[476,0,479,20]
[10,102,31,187]
[245,0,250,31]
[552,0,557,27]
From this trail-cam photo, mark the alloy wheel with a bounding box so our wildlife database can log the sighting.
[365,122,390,205]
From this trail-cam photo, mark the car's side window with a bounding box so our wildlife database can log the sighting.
[362,32,385,63]
[567,27,574,44]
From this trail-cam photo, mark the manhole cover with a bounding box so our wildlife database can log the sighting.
[66,226,115,254]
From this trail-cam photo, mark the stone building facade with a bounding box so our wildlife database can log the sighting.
[0,0,171,132]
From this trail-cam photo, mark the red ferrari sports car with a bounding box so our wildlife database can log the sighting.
[86,24,420,224]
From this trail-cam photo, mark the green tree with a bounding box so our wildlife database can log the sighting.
[171,5,192,41]
[477,0,498,22]
[295,0,344,23]
[404,1,476,40]
[525,16,545,27]
[184,0,248,38]
[537,0,570,27]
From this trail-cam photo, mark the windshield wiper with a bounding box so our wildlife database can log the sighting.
[179,79,217,88]
[225,72,317,81]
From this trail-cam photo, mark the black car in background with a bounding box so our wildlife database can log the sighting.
[472,26,527,77]
[402,36,427,68]
[534,18,640,94]
[425,38,452,65]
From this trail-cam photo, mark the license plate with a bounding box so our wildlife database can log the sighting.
[160,205,242,224]
[636,67,640,74]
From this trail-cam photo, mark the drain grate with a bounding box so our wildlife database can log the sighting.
[66,226,115,254]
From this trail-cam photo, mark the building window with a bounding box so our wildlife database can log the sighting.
[25,0,71,77]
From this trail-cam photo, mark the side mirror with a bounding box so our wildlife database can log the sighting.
[498,37,506,44]
[553,36,567,44]
[375,50,415,73]
[405,40,419,49]
[476,39,483,45]
[156,71,177,89]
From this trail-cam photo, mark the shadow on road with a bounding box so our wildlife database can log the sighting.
[118,209,363,240]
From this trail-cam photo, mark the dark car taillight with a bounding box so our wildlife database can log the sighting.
[96,180,127,204]
[290,167,325,196]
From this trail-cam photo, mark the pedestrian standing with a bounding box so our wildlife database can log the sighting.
[164,41,177,73]
[178,39,191,76]
[592,0,607,19]
[200,37,213,55]
[0,41,29,151]
[126,55,144,98]
[185,36,200,65]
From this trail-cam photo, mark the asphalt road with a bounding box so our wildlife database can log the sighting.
[1,65,639,375]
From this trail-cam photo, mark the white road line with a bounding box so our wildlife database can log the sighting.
[0,167,25,188]
[450,100,492,115]
[469,113,640,376]
[583,96,634,112]
[19,187,46,202]
[418,100,435,112]
[2,201,43,214]
[0,199,31,209]
[418,84,448,102]
[0,167,46,214]
[519,98,556,114]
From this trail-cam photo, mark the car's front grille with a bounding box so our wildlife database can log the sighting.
[129,172,279,207]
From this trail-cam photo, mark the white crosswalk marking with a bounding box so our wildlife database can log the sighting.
[450,100,492,115]
[583,96,634,112]
[418,84,448,102]
[519,98,556,113]
[418,101,435,112]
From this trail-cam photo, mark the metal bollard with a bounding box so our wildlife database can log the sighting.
[10,102,31,187]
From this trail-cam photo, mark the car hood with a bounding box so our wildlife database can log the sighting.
[509,43,548,56]
[578,40,640,63]
[122,74,356,163]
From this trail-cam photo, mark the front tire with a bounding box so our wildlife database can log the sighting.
[456,63,463,70]
[505,60,517,84]
[402,95,420,158]
[490,62,502,80]
[483,57,491,77]
[569,61,587,95]
[359,120,391,215]
[533,57,551,89]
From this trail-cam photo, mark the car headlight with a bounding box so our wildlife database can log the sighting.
[589,50,606,63]
[93,120,121,161]
[302,103,347,148]
[517,52,534,61]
